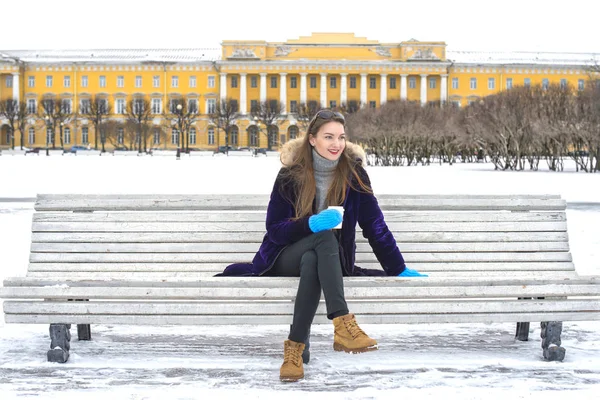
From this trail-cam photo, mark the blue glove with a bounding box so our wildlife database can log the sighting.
[398,268,428,277]
[308,209,343,233]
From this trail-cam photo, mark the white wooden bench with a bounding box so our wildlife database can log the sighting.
[1,194,598,363]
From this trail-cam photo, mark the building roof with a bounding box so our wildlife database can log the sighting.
[447,50,600,67]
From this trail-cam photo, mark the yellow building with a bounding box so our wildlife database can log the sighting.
[1,33,598,150]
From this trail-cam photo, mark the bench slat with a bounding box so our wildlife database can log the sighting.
[25,261,576,272]
[5,299,599,317]
[30,231,571,243]
[29,252,574,263]
[5,312,595,325]
[32,211,567,223]
[2,284,598,300]
[30,242,570,253]
[32,221,568,233]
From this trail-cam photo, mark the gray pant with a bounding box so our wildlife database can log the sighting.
[266,230,349,343]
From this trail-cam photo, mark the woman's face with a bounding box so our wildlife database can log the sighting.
[309,121,346,161]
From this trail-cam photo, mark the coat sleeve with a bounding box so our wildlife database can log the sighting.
[356,166,406,276]
[265,169,313,246]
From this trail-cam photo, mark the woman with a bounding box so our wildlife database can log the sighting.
[217,109,426,382]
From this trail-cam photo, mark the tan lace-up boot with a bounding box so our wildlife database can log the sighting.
[333,313,378,353]
[280,339,305,382]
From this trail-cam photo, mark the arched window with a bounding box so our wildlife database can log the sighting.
[230,126,239,146]
[288,125,298,140]
[268,125,279,149]
[248,125,258,147]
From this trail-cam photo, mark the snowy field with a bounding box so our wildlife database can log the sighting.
[0,155,599,399]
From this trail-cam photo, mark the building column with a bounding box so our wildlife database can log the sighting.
[340,73,348,106]
[380,73,387,105]
[440,74,448,105]
[420,74,428,106]
[259,73,267,104]
[240,73,247,114]
[219,73,227,101]
[320,73,328,108]
[12,73,20,103]
[300,73,307,105]
[279,73,287,113]
[360,73,367,107]
[400,74,408,101]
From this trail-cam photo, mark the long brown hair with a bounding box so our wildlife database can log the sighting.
[280,110,373,219]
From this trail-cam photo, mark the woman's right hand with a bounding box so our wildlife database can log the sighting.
[308,209,343,233]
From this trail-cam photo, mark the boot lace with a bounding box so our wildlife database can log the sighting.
[344,318,367,339]
[284,343,302,367]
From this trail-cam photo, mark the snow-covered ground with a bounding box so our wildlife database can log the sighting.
[0,155,599,399]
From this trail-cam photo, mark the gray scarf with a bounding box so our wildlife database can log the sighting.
[312,148,339,213]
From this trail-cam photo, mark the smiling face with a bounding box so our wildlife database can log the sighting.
[308,121,346,161]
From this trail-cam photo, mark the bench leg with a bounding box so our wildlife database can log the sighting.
[47,324,71,363]
[77,324,92,341]
[515,322,530,341]
[541,321,566,361]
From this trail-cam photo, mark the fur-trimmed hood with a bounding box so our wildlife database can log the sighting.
[279,137,366,167]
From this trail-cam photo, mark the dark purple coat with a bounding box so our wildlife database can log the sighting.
[217,164,407,277]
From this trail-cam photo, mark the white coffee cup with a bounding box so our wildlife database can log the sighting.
[327,206,344,229]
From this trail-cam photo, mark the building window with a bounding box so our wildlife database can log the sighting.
[82,127,89,144]
[64,76,71,88]
[290,100,298,113]
[171,129,179,145]
[369,77,376,89]
[28,127,35,144]
[117,76,124,88]
[488,78,495,90]
[80,99,90,114]
[350,76,357,88]
[250,76,257,88]
[470,78,477,89]
[151,98,161,114]
[542,78,549,89]
[290,76,297,88]
[389,77,396,89]
[506,78,513,90]
[172,76,179,88]
[330,77,337,88]
[206,98,216,114]
[310,76,317,88]
[117,128,124,144]
[153,129,160,145]
[6,76,13,87]
[452,78,459,89]
[289,125,298,140]
[560,79,567,88]
[46,128,52,145]
[208,76,215,88]
[116,98,126,114]
[231,76,238,88]
[330,100,337,109]
[135,76,142,88]
[452,100,461,108]
[188,99,198,113]
[81,75,88,88]
[524,78,531,87]
[189,76,196,88]
[409,77,416,89]
[46,75,53,88]
[190,128,197,145]
[99,76,106,88]
[61,99,72,114]
[64,127,71,144]
[208,127,215,145]
[578,79,585,90]
[230,126,238,146]
[28,76,35,87]
[270,76,277,88]
[369,101,376,108]
[429,78,436,89]
[153,75,160,88]
[249,126,258,147]
[250,100,258,113]
[27,99,36,114]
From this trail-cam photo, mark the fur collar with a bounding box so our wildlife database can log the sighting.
[279,137,366,167]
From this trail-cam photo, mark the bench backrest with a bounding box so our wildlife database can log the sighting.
[28,194,573,280]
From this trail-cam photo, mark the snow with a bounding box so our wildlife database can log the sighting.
[0,155,599,398]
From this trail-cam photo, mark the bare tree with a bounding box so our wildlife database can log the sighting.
[208,98,240,153]
[0,99,22,149]
[80,95,111,151]
[295,101,320,134]
[165,98,198,153]
[250,99,285,150]
[39,98,59,149]
[125,98,152,153]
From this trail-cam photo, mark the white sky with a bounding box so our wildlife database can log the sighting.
[2,0,599,53]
